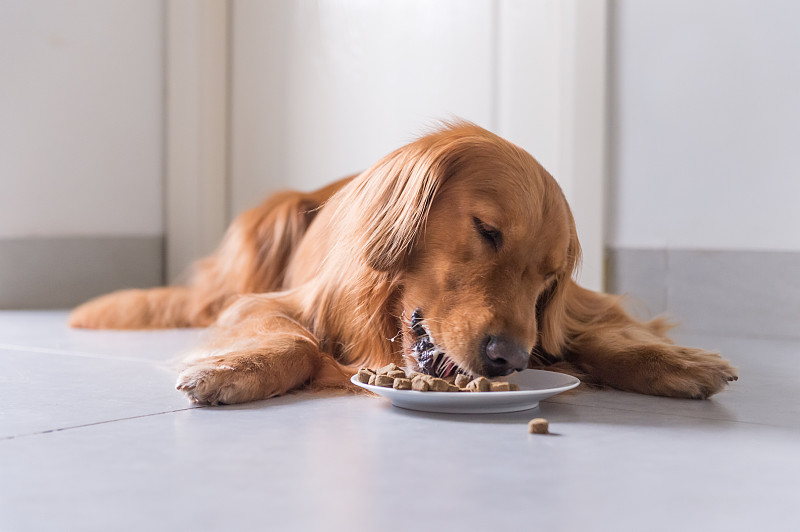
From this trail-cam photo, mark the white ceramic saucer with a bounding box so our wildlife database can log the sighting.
[351,369,579,414]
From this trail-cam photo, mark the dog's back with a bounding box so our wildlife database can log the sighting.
[69,176,352,329]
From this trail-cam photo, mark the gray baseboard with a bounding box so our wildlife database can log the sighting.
[606,248,800,340]
[0,236,164,309]
[3,239,797,338]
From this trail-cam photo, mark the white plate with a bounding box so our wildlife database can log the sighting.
[351,369,580,414]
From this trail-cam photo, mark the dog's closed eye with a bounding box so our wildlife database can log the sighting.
[473,217,503,251]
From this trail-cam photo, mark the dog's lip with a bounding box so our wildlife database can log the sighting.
[406,308,472,379]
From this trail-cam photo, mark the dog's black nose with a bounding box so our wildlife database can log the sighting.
[482,335,529,377]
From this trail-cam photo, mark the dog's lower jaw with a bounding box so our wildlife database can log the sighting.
[407,334,473,378]
[407,308,455,377]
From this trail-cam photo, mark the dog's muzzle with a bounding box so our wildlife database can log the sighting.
[408,308,530,378]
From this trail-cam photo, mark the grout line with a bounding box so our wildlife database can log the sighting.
[543,397,798,430]
[0,406,205,442]
[0,343,167,366]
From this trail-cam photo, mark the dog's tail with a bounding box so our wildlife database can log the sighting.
[68,287,202,329]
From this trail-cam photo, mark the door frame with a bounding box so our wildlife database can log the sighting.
[496,0,608,291]
[165,0,230,282]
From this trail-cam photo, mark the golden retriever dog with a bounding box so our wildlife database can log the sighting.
[69,122,737,405]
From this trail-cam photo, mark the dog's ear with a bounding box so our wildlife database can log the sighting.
[338,135,458,273]
[537,206,582,355]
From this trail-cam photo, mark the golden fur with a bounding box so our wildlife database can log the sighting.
[70,122,737,404]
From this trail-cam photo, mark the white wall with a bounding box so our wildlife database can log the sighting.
[230,0,496,213]
[0,0,163,238]
[610,0,800,252]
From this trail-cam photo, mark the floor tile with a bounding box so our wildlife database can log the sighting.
[0,310,205,363]
[2,311,799,532]
[0,393,797,532]
[0,348,194,438]
[547,331,800,429]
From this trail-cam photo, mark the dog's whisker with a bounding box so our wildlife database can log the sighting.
[386,329,403,344]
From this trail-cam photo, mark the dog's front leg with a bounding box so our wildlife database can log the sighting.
[558,283,738,399]
[176,294,349,405]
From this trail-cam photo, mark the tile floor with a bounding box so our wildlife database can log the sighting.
[1,311,798,532]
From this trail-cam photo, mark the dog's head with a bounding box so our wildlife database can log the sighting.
[344,122,580,378]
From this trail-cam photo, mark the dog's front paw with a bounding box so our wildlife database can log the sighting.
[655,348,738,399]
[176,363,246,406]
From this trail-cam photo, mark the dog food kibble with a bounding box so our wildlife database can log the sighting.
[393,378,412,390]
[377,363,399,375]
[429,378,450,392]
[358,367,522,394]
[454,374,471,388]
[466,376,491,392]
[528,418,549,434]
[356,368,374,384]
[411,377,430,391]
[387,369,407,380]
[375,374,395,387]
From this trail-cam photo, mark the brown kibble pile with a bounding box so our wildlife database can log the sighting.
[356,366,521,393]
